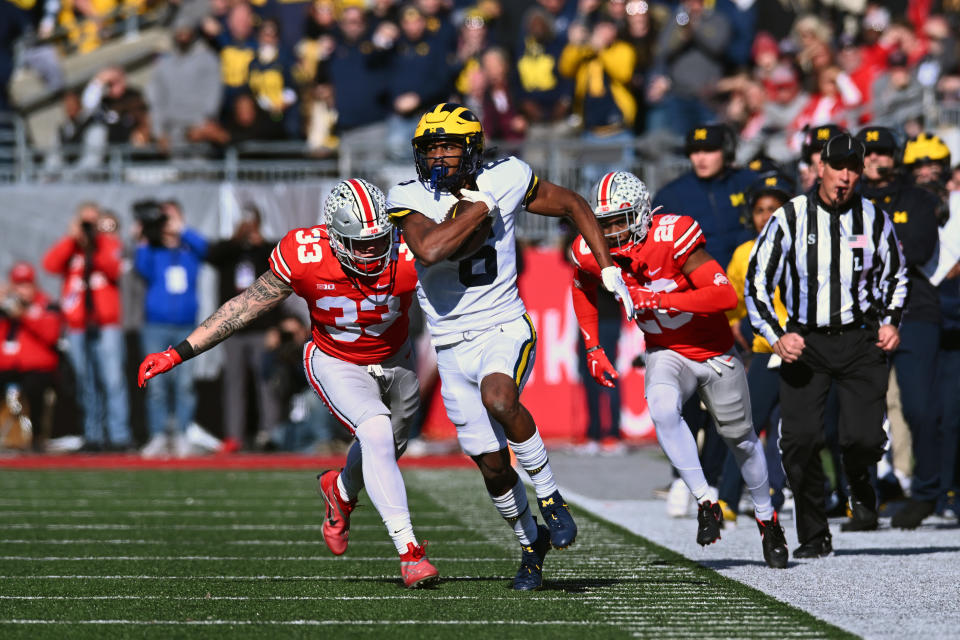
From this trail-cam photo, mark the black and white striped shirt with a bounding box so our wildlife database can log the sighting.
[745,189,908,345]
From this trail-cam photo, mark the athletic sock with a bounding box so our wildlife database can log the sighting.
[383,514,417,555]
[508,432,558,499]
[730,436,774,520]
[491,478,538,545]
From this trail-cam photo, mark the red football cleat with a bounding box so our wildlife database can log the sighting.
[400,541,439,589]
[317,470,355,556]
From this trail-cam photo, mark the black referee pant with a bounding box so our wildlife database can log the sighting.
[779,326,889,545]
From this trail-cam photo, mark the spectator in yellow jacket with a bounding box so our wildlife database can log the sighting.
[559,14,636,136]
[559,14,636,189]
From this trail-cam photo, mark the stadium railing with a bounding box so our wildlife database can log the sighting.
[1,133,692,243]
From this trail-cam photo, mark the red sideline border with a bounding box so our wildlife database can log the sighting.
[0,453,475,470]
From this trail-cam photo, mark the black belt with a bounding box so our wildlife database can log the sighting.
[788,322,867,336]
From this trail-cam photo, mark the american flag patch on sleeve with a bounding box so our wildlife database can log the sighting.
[848,235,868,249]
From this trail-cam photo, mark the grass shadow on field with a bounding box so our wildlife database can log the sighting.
[699,558,771,570]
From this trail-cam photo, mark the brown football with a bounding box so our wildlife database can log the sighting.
[447,202,493,261]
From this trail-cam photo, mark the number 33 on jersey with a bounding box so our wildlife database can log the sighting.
[269,225,418,365]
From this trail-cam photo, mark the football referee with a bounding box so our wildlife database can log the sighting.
[745,133,908,558]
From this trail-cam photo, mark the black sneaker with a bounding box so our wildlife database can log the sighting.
[514,523,550,591]
[840,499,878,532]
[756,512,789,569]
[891,498,936,529]
[793,533,832,559]
[696,500,723,546]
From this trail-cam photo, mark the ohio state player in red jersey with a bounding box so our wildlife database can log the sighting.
[138,178,470,588]
[570,171,789,569]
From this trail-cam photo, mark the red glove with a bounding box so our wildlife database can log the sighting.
[138,347,183,387]
[631,288,663,310]
[586,347,618,388]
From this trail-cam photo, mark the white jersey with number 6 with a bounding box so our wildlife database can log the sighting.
[387,156,540,342]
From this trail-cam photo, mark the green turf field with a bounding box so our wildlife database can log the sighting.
[0,469,854,638]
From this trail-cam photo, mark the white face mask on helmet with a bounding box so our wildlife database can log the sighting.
[323,178,394,276]
[590,171,654,248]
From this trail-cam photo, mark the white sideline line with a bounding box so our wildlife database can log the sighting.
[2,620,610,626]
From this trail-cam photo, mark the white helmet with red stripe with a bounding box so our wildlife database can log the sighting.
[324,178,395,276]
[590,171,653,248]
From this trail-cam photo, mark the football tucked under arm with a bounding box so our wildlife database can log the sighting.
[446,198,494,261]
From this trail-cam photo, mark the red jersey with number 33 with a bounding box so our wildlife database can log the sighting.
[269,225,418,365]
[572,214,733,361]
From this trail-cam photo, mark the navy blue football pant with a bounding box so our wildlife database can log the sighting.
[890,320,942,501]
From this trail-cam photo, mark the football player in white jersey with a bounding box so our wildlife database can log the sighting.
[387,103,635,590]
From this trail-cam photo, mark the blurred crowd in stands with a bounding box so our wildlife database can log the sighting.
[0,198,352,456]
[3,0,960,164]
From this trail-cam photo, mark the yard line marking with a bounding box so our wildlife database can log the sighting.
[0,575,512,580]
[2,620,612,626]
[0,556,514,562]
[0,539,488,546]
[0,510,333,518]
[0,595,565,601]
[0,555,513,563]
[0,524,466,531]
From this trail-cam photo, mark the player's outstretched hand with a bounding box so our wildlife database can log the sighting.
[586,347,618,388]
[600,266,635,320]
[458,188,497,217]
[138,347,183,388]
[631,288,663,310]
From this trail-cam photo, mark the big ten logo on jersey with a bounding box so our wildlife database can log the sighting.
[652,215,681,242]
[316,296,401,343]
[634,277,693,335]
[295,228,324,263]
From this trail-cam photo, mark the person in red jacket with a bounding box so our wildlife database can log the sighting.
[0,262,62,450]
[570,170,788,569]
[43,202,132,452]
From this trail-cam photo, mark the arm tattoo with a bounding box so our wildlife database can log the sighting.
[190,271,293,356]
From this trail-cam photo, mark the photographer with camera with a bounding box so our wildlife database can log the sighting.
[134,200,209,458]
[43,202,132,452]
[0,262,62,451]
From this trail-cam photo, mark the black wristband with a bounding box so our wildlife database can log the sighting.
[585,345,601,354]
[173,340,196,362]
